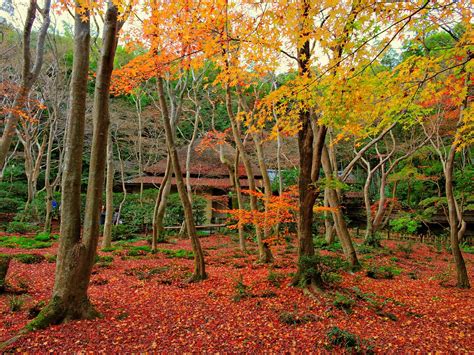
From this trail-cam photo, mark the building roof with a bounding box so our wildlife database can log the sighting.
[127,175,263,190]
[144,140,262,178]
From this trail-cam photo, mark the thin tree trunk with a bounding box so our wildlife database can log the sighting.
[225,87,266,262]
[157,77,206,281]
[152,156,172,251]
[102,133,114,249]
[324,188,336,244]
[446,145,469,288]
[322,145,359,268]
[253,134,274,262]
[0,0,51,171]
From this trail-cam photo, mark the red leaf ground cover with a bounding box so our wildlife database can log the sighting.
[0,234,473,352]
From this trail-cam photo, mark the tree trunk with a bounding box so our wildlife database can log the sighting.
[253,134,274,262]
[445,145,469,288]
[152,156,172,251]
[0,0,50,171]
[44,115,57,233]
[225,87,266,262]
[0,255,11,293]
[29,3,120,329]
[157,77,206,281]
[102,133,114,249]
[322,146,359,268]
[323,188,336,244]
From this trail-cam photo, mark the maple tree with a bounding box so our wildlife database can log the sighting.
[0,0,51,173]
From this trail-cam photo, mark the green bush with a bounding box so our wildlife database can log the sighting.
[164,193,207,227]
[6,221,38,234]
[14,253,45,264]
[366,265,401,279]
[327,327,361,351]
[0,181,28,200]
[232,275,251,301]
[390,215,421,235]
[314,238,343,252]
[111,224,139,241]
[0,197,24,213]
[0,236,52,249]
[333,292,355,312]
[298,254,347,288]
[8,295,25,312]
[34,232,52,242]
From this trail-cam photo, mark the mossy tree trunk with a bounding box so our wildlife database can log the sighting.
[0,256,11,293]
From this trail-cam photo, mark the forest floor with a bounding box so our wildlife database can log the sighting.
[0,232,473,352]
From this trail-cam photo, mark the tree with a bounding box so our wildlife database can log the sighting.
[29,1,125,328]
[0,0,51,172]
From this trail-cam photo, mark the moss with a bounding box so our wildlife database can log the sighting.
[27,296,101,331]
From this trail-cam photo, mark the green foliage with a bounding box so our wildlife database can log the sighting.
[6,221,38,234]
[366,265,401,279]
[327,327,361,351]
[267,270,286,288]
[314,237,343,252]
[113,191,207,233]
[159,248,194,259]
[34,232,52,242]
[271,168,299,191]
[278,311,318,325]
[0,235,52,249]
[95,255,114,263]
[8,295,25,312]
[232,275,251,301]
[163,193,207,227]
[14,253,45,264]
[357,244,375,255]
[0,197,24,213]
[111,224,140,241]
[298,254,347,288]
[461,243,474,254]
[332,292,356,312]
[390,215,421,235]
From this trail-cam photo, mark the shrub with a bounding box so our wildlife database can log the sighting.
[111,224,139,241]
[366,265,401,279]
[0,236,52,249]
[357,244,375,255]
[163,193,207,227]
[6,221,38,234]
[34,232,52,242]
[44,254,57,263]
[327,327,361,351]
[461,242,474,254]
[314,238,343,252]
[0,197,23,213]
[298,254,347,288]
[267,271,286,288]
[279,311,319,325]
[333,292,355,312]
[390,215,421,235]
[14,253,45,264]
[95,255,114,263]
[152,248,194,259]
[8,295,25,312]
[232,275,251,301]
